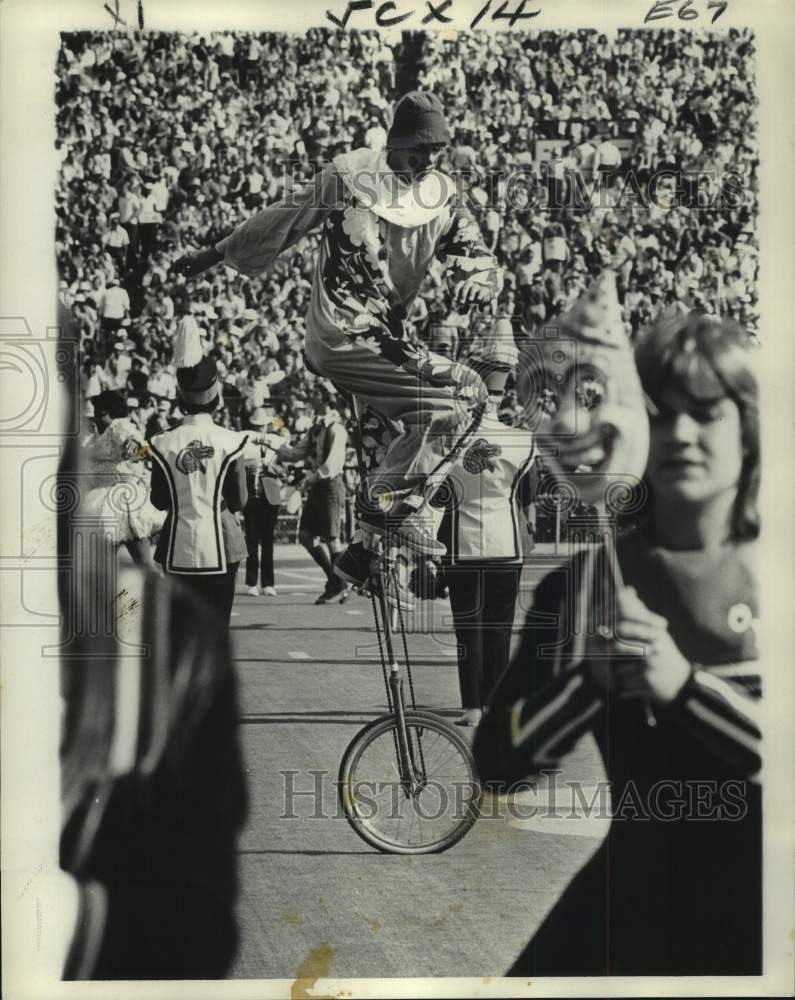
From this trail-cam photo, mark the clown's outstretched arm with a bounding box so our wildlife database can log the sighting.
[436,200,504,310]
[173,166,345,279]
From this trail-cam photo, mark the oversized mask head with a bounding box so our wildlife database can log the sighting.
[517,270,650,510]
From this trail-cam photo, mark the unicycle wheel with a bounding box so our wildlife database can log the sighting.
[338,710,480,855]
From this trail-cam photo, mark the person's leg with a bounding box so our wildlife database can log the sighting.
[178,566,238,629]
[123,223,139,268]
[169,574,218,621]
[322,480,348,595]
[219,563,239,627]
[307,337,485,511]
[481,565,522,705]
[299,485,345,603]
[298,529,333,581]
[243,502,260,588]
[139,224,158,267]
[260,501,279,590]
[124,537,153,567]
[298,486,336,580]
[446,564,485,711]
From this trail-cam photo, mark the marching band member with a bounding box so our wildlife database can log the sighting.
[273,383,351,605]
[242,407,283,598]
[79,389,165,566]
[436,319,537,726]
[149,317,248,629]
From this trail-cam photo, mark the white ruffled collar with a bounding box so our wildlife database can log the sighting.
[333,146,454,228]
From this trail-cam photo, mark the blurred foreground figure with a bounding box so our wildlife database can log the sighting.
[60,568,247,979]
[58,308,247,980]
[476,308,761,975]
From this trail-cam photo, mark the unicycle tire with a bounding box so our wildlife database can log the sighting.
[338,710,481,855]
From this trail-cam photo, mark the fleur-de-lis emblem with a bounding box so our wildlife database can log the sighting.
[463,438,502,475]
[176,440,215,474]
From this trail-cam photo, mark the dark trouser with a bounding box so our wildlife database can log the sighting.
[445,562,522,710]
[108,245,128,274]
[243,499,279,588]
[138,223,159,268]
[122,222,139,266]
[168,563,239,630]
[101,316,124,351]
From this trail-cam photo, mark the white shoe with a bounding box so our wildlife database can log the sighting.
[455,708,483,727]
[262,586,277,597]
[246,586,260,596]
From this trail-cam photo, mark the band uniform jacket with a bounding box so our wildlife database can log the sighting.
[438,410,536,564]
[149,413,248,573]
[242,438,282,505]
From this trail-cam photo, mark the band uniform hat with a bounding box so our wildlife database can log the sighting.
[172,312,219,406]
[89,389,128,418]
[465,316,519,375]
[386,91,451,149]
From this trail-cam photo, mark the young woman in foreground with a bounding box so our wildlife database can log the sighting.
[475,311,761,975]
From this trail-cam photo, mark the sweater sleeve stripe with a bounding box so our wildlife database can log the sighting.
[695,661,761,698]
[510,672,585,748]
[683,698,762,770]
[534,700,603,766]
[510,671,602,769]
[690,669,762,735]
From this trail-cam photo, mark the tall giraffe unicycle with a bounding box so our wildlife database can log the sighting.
[337,396,482,854]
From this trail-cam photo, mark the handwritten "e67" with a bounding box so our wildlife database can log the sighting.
[645,0,728,23]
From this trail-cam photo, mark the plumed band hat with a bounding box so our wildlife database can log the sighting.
[172,313,219,405]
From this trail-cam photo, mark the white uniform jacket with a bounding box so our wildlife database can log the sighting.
[440,410,536,564]
[150,414,248,574]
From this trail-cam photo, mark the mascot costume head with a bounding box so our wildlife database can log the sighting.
[517,270,650,510]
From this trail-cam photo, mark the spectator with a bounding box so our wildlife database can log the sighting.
[55,27,759,551]
[98,277,130,349]
[101,213,130,271]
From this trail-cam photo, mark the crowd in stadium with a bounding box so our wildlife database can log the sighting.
[56,27,759,457]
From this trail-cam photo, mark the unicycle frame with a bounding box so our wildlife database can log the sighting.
[369,544,425,796]
[333,388,483,852]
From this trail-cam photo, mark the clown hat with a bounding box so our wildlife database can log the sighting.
[387,91,451,149]
[554,270,628,348]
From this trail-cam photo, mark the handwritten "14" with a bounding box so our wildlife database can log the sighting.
[103,0,145,29]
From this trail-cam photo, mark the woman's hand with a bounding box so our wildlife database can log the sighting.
[587,586,692,704]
